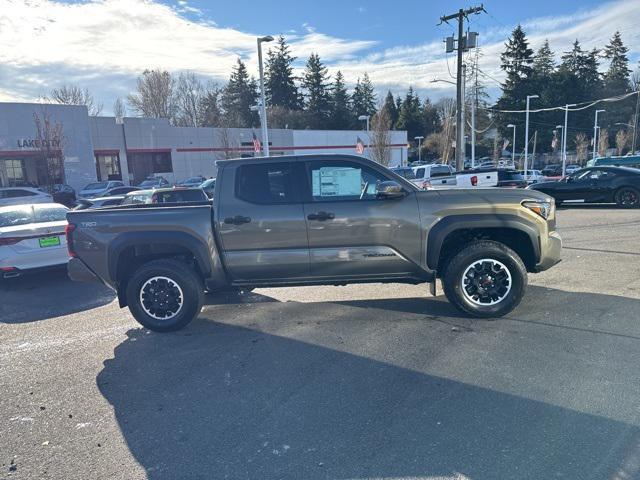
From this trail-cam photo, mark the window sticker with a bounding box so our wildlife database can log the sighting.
[312,167,362,197]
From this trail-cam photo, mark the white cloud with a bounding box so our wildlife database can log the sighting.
[0,0,639,111]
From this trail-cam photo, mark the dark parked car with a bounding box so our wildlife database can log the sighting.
[528,166,640,207]
[541,164,563,177]
[138,176,170,189]
[178,176,207,187]
[51,184,76,207]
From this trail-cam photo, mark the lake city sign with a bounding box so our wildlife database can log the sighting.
[17,138,61,149]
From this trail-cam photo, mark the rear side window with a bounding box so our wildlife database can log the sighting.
[236,163,294,204]
[430,166,451,177]
[6,189,37,198]
[33,206,68,223]
[0,207,33,227]
[414,168,425,178]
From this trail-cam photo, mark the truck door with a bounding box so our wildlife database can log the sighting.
[217,161,309,281]
[302,158,423,279]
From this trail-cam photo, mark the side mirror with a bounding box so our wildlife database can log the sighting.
[376,181,406,199]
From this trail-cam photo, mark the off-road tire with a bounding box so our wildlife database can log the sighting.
[442,240,527,318]
[126,258,204,332]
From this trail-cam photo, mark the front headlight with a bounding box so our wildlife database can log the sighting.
[522,200,553,219]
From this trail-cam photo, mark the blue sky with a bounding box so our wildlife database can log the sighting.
[1,0,639,113]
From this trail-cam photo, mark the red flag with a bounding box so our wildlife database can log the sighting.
[503,139,509,151]
[252,131,261,153]
[355,136,365,154]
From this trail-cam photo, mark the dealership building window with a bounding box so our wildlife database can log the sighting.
[4,159,26,185]
[127,151,173,185]
[95,153,122,181]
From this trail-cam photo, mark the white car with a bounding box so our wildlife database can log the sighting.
[519,170,545,184]
[74,195,124,210]
[78,180,124,199]
[565,164,582,175]
[0,187,53,206]
[0,203,69,278]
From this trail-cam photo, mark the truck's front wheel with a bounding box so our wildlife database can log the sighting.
[442,240,527,318]
[126,259,204,332]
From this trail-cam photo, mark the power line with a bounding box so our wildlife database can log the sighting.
[480,90,639,114]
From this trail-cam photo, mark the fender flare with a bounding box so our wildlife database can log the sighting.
[107,230,212,282]
[426,214,541,270]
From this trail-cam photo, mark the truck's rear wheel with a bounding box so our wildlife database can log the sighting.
[442,240,527,318]
[126,259,204,332]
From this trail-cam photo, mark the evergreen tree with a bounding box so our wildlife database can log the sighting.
[603,31,631,95]
[495,25,535,151]
[532,39,555,76]
[351,73,377,122]
[421,97,441,137]
[328,70,351,130]
[220,58,259,128]
[265,36,301,110]
[382,91,398,128]
[302,53,331,129]
[396,87,424,140]
[199,84,223,127]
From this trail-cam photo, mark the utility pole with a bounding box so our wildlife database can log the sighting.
[439,5,485,171]
[593,109,605,160]
[524,94,538,175]
[257,35,274,156]
[633,90,640,153]
[461,64,466,166]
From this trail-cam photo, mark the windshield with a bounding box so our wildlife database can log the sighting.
[84,182,108,190]
[0,205,68,227]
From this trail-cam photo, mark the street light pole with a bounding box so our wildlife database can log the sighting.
[593,109,605,160]
[415,136,424,163]
[358,115,370,157]
[257,35,274,157]
[507,124,516,165]
[562,104,577,177]
[524,94,538,176]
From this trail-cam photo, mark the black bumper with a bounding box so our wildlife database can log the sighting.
[67,257,101,283]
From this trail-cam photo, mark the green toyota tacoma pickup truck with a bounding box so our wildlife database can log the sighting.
[66,154,562,331]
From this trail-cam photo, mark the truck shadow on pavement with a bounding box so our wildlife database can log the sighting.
[98,286,640,480]
[0,267,115,324]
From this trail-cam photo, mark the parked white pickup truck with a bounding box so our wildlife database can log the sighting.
[413,168,499,190]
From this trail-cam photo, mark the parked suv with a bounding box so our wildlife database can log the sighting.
[0,187,53,206]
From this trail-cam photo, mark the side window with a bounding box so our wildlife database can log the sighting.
[414,167,425,178]
[7,189,36,198]
[308,161,389,202]
[431,166,451,178]
[236,163,294,204]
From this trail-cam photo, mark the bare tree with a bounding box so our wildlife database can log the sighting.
[113,97,126,124]
[48,85,103,116]
[127,70,176,120]
[438,98,456,164]
[33,108,68,189]
[598,128,609,157]
[370,105,391,166]
[615,129,628,155]
[216,125,238,160]
[574,133,589,164]
[174,72,204,127]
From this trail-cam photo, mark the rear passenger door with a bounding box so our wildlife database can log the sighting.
[217,161,309,281]
[301,158,422,279]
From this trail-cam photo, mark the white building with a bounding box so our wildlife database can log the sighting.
[0,103,408,190]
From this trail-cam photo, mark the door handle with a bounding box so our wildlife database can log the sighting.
[307,211,335,221]
[224,215,251,225]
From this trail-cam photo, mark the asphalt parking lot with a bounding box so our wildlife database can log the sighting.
[2,206,640,480]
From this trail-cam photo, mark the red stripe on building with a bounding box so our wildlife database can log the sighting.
[176,144,406,153]
[126,148,172,153]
